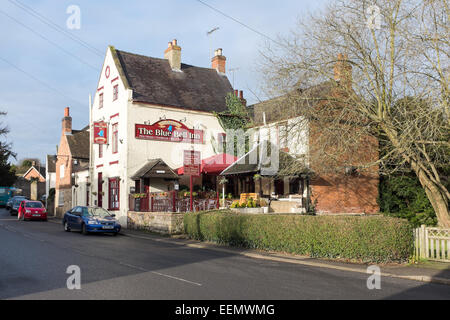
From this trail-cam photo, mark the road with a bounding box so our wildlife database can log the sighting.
[0,208,449,300]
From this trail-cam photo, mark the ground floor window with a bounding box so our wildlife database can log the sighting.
[108,178,120,210]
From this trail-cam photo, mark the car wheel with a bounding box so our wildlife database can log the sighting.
[113,232,118,236]
[81,223,88,235]
[64,220,71,232]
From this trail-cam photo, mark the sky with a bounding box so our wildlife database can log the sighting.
[0,0,329,165]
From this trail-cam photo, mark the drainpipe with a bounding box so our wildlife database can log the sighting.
[89,94,93,207]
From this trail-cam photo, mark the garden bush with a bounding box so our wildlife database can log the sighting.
[379,175,437,227]
[184,211,414,263]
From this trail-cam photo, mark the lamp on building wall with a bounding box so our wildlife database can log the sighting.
[159,115,166,120]
[180,117,186,123]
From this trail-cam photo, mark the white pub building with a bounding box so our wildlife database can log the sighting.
[89,40,234,226]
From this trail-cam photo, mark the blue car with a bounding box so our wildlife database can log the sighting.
[63,206,121,236]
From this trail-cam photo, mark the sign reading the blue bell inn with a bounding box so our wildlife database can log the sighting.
[135,120,203,144]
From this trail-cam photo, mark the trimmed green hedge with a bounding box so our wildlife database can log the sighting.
[184,211,414,263]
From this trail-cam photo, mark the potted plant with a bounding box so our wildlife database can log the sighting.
[253,174,262,181]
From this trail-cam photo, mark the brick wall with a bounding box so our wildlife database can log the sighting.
[55,134,74,214]
[308,104,380,214]
[310,174,379,214]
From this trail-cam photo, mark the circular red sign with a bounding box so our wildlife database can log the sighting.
[105,66,110,79]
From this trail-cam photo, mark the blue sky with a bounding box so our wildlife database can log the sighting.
[0,0,329,165]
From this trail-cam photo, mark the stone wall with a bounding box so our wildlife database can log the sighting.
[127,211,184,235]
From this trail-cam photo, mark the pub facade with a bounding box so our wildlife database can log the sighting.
[90,41,234,226]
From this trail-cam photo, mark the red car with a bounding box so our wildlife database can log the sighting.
[18,200,47,221]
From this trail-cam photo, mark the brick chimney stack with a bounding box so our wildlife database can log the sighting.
[212,48,226,74]
[234,89,246,106]
[164,39,182,71]
[334,53,352,88]
[62,107,72,135]
[239,90,247,107]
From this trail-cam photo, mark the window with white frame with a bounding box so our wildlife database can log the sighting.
[113,85,118,101]
[112,123,118,154]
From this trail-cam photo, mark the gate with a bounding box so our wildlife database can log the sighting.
[414,225,450,262]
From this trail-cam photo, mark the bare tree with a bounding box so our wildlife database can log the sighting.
[259,0,450,226]
[0,111,17,186]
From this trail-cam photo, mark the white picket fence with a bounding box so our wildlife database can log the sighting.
[414,225,450,262]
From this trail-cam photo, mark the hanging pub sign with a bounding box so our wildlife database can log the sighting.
[135,119,203,144]
[93,121,108,144]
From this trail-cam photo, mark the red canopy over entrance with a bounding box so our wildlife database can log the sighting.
[177,153,238,175]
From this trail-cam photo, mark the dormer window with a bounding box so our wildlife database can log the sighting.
[113,85,118,101]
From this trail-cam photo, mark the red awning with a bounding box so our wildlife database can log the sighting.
[177,153,238,175]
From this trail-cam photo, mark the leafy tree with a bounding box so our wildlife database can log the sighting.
[0,112,17,186]
[213,92,252,156]
[215,92,251,130]
[380,175,437,227]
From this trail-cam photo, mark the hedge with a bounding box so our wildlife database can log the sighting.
[184,211,414,263]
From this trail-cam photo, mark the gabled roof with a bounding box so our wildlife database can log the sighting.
[131,159,178,180]
[67,128,89,159]
[22,166,46,180]
[221,143,309,177]
[113,49,233,113]
[248,81,335,125]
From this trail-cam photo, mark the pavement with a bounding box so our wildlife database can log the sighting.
[1,208,449,300]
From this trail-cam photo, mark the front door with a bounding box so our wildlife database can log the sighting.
[98,172,103,208]
[275,179,284,196]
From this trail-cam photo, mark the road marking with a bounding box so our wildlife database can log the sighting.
[151,271,202,286]
[119,262,202,286]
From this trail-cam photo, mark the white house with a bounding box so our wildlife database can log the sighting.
[89,40,234,226]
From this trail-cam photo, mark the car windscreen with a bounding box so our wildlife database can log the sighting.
[25,202,43,208]
[83,207,113,218]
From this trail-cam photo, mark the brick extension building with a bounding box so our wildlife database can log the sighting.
[54,107,89,217]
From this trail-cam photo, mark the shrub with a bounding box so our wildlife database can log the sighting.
[230,200,240,209]
[379,175,437,227]
[184,211,414,263]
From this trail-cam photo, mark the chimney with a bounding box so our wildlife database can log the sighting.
[62,107,72,135]
[212,48,226,74]
[334,53,352,88]
[164,39,182,71]
[239,90,247,107]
